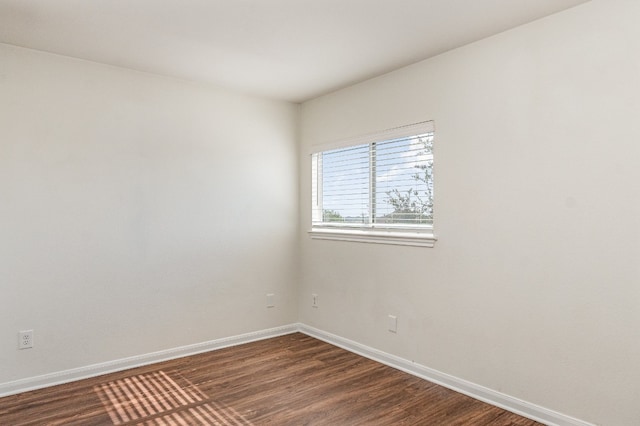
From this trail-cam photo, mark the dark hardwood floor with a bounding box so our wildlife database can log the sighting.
[0,333,541,425]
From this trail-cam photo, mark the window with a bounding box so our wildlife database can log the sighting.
[310,121,436,247]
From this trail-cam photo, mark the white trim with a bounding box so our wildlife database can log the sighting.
[309,227,437,247]
[309,120,435,153]
[0,322,594,426]
[0,324,298,398]
[309,122,436,243]
[298,324,595,426]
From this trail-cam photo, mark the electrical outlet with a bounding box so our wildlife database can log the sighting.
[266,293,275,308]
[312,293,318,308]
[19,330,33,349]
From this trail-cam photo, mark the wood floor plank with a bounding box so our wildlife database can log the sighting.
[0,333,542,425]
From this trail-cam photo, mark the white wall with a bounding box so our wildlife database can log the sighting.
[299,1,640,425]
[0,43,299,383]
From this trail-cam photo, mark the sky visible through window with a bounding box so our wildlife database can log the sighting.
[319,133,433,226]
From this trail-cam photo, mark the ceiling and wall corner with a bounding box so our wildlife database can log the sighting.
[0,0,590,102]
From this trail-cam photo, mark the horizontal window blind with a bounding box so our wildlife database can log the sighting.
[312,121,434,231]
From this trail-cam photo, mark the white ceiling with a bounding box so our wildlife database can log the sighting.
[0,0,590,103]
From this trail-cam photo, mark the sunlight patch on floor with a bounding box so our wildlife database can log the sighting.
[94,370,251,425]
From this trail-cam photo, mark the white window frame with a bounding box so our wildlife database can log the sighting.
[309,121,437,248]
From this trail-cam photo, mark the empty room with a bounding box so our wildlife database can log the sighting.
[1,0,638,425]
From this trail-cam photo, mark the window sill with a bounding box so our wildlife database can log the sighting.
[308,228,437,248]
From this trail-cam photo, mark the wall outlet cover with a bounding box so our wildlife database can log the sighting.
[388,315,397,333]
[19,330,33,349]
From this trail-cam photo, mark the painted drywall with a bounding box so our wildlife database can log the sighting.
[299,1,640,425]
[0,43,299,383]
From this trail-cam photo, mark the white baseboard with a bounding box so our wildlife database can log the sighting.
[0,324,298,398]
[298,324,594,426]
[0,322,594,426]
